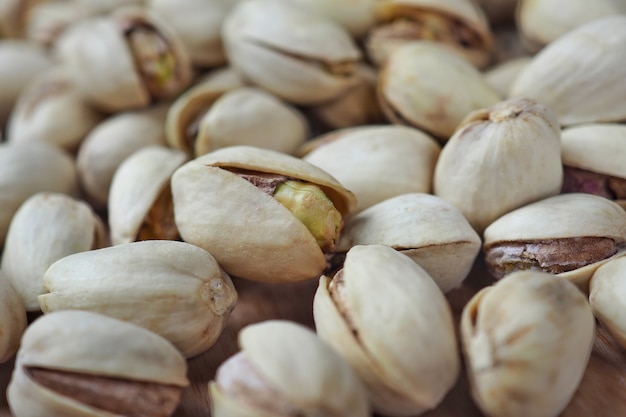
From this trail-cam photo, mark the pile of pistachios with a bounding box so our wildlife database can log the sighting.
[1,0,626,416]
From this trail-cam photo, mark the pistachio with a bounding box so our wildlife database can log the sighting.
[7,310,189,417]
[461,270,594,417]
[483,56,531,98]
[210,320,370,417]
[589,257,626,348]
[287,0,377,38]
[0,270,27,364]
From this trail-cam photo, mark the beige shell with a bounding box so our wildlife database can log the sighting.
[337,193,481,292]
[434,98,562,234]
[367,0,494,68]
[25,1,90,48]
[461,270,595,417]
[589,257,626,348]
[484,193,626,290]
[313,245,459,416]
[511,16,626,126]
[222,0,362,105]
[287,0,377,38]
[7,310,189,417]
[77,105,168,209]
[210,320,370,417]
[303,125,440,213]
[0,0,47,38]
[1,192,107,311]
[108,146,187,245]
[39,240,237,358]
[378,41,500,141]
[171,146,356,283]
[0,270,27,364]
[7,65,103,152]
[0,142,78,247]
[483,56,532,98]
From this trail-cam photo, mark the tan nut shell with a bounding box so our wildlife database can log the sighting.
[0,270,27,364]
[314,245,460,416]
[511,16,626,126]
[379,41,500,140]
[288,0,377,38]
[434,98,562,234]
[589,257,626,348]
[484,193,626,290]
[39,240,237,358]
[7,310,189,417]
[108,146,187,245]
[337,193,481,292]
[210,320,370,417]
[461,270,594,417]
[483,56,532,98]
[222,0,362,105]
[1,193,107,311]
[172,146,356,282]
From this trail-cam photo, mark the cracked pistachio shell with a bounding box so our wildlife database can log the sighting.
[313,245,460,416]
[461,270,594,417]
[39,240,237,358]
[77,105,168,209]
[483,193,626,291]
[0,270,27,364]
[589,257,626,348]
[223,0,362,105]
[210,320,370,417]
[303,125,440,213]
[367,0,494,68]
[109,146,187,245]
[172,146,356,283]
[1,192,107,311]
[434,97,562,234]
[337,193,481,292]
[379,41,500,141]
[511,16,626,126]
[0,142,78,247]
[287,0,377,38]
[483,56,532,99]
[8,310,189,417]
[7,66,103,152]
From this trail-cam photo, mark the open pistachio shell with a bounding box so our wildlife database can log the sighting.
[222,0,362,105]
[589,257,626,348]
[171,146,356,283]
[314,245,459,416]
[337,193,481,292]
[511,16,626,126]
[303,125,440,213]
[7,310,189,417]
[0,270,27,364]
[109,146,187,245]
[287,0,377,38]
[210,320,370,417]
[461,270,594,417]
[483,193,626,291]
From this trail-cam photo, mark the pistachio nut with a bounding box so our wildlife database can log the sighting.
[171,146,356,283]
[483,56,531,98]
[589,257,626,349]
[7,310,189,417]
[7,65,103,152]
[39,240,237,358]
[314,244,459,416]
[1,192,107,311]
[483,193,626,291]
[511,16,626,126]
[109,146,187,245]
[461,270,594,417]
[378,41,500,141]
[0,270,27,364]
[367,0,494,68]
[77,105,168,209]
[560,123,626,207]
[336,193,481,292]
[0,142,78,247]
[210,320,370,417]
[62,6,192,112]
[287,0,377,38]
[434,97,562,234]
[303,125,440,213]
[222,0,362,105]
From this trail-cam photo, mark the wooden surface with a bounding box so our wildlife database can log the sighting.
[1,260,625,416]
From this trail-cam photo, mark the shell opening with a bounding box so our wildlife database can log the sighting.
[136,183,180,242]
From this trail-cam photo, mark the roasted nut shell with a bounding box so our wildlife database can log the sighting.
[0,270,27,364]
[589,257,626,349]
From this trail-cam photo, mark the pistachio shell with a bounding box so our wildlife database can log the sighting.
[0,270,27,364]
[39,240,237,358]
[461,270,594,417]
[483,56,531,98]
[26,1,89,48]
[314,245,459,416]
[589,257,626,348]
[287,0,377,38]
